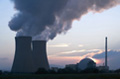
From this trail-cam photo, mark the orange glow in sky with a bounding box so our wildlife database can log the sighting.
[89,57,102,64]
[48,56,103,66]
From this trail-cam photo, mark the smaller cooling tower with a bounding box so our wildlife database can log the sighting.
[12,36,34,73]
[32,41,49,71]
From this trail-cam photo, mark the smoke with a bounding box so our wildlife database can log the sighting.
[9,0,120,41]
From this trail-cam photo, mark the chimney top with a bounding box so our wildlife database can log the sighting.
[15,36,32,38]
[32,40,46,42]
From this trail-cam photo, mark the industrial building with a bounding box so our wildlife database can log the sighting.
[12,36,49,73]
[77,58,96,70]
[65,58,96,71]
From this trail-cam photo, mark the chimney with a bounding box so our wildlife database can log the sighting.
[105,37,108,69]
[12,36,34,73]
[32,41,49,71]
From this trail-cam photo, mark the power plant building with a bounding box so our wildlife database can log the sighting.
[65,58,96,71]
[12,36,49,73]
[77,58,96,70]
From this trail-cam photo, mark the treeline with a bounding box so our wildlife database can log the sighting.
[0,68,120,75]
[35,68,120,74]
[0,70,10,75]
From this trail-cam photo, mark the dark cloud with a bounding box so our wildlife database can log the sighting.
[9,0,120,40]
[93,50,120,59]
[93,50,120,69]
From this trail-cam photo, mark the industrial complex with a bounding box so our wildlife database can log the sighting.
[65,37,109,72]
[12,37,109,73]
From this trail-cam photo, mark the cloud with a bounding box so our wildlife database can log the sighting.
[48,43,69,47]
[93,50,120,70]
[93,50,120,59]
[48,49,120,69]
[51,49,103,57]
[48,49,103,66]
[48,56,81,66]
[78,44,84,47]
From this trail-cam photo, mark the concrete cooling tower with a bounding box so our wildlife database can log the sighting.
[12,36,34,73]
[32,41,50,71]
[12,36,49,73]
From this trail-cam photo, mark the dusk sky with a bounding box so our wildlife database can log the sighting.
[0,0,120,71]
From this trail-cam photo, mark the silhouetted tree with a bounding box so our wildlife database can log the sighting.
[3,71,11,75]
[81,68,99,73]
[57,68,65,74]
[0,70,2,75]
[35,68,48,74]
[57,68,78,74]
[115,69,120,73]
[49,69,57,74]
[64,67,77,74]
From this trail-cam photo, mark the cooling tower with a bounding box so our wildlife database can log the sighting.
[12,36,34,73]
[32,41,49,71]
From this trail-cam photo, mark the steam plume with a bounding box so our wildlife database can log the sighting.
[9,0,120,40]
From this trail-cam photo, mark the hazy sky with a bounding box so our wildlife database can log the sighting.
[0,0,120,71]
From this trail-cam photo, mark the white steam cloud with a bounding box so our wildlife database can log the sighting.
[9,0,120,41]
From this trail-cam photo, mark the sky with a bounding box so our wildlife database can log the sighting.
[0,0,120,71]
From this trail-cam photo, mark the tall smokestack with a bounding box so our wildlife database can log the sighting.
[105,37,108,69]
[12,36,34,73]
[32,41,49,71]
